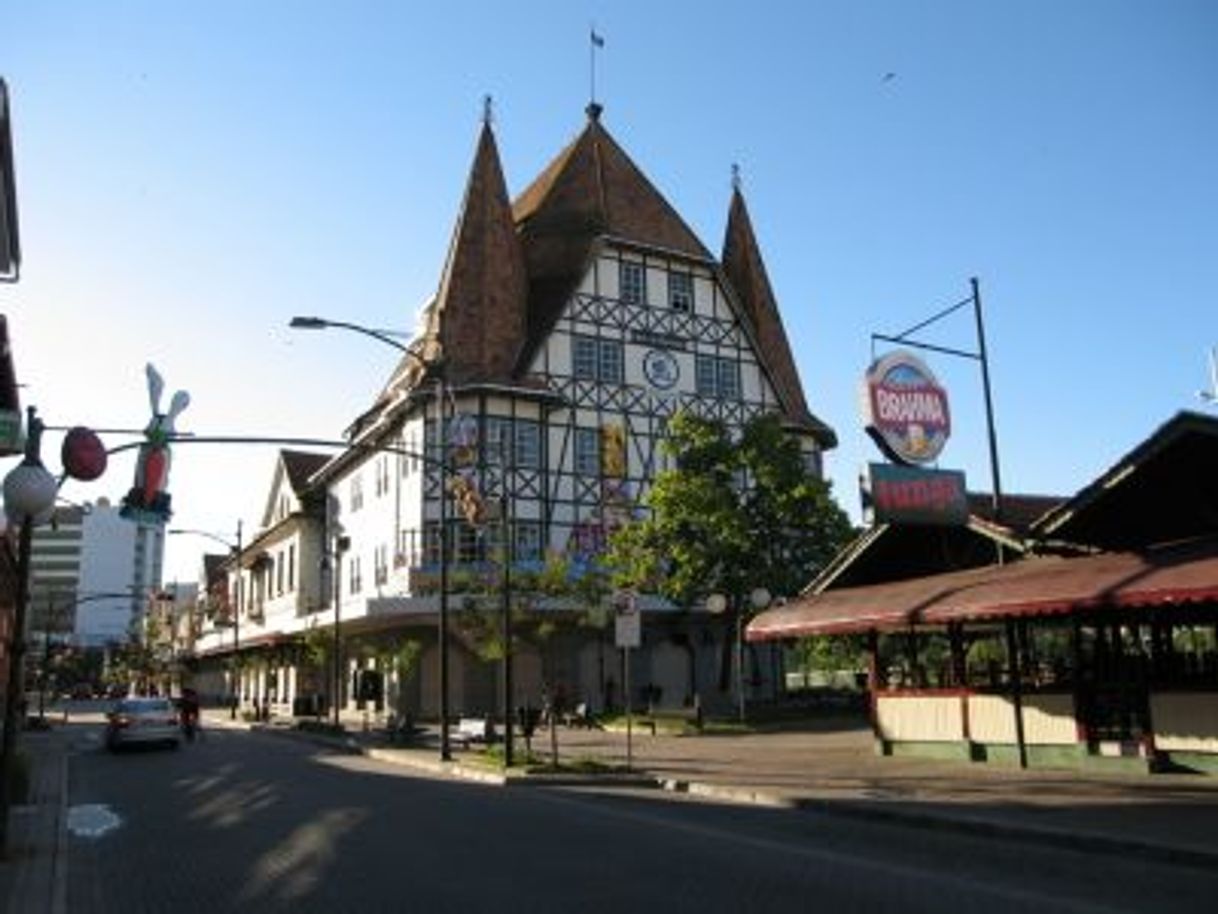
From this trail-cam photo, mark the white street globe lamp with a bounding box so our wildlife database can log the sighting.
[750,587,772,611]
[4,460,58,526]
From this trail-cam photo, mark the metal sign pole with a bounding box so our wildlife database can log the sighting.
[624,645,632,772]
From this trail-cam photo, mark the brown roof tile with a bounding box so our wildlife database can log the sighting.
[425,122,529,387]
[512,106,712,371]
[722,187,835,446]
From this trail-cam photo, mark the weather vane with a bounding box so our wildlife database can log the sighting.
[590,27,605,106]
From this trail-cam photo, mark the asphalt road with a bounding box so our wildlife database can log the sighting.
[61,720,1218,914]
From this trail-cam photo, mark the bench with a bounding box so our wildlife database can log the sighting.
[450,716,494,749]
[562,702,598,729]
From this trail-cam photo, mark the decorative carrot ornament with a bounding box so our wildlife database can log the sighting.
[120,363,190,524]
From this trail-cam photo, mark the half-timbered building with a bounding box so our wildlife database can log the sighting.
[193,104,835,722]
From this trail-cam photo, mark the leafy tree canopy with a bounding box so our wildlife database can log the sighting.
[606,411,853,608]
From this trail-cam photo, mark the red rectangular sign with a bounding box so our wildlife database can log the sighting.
[864,463,968,526]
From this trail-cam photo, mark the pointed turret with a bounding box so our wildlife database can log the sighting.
[722,182,836,447]
[421,111,530,386]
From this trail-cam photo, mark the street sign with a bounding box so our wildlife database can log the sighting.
[863,462,968,526]
[613,590,640,649]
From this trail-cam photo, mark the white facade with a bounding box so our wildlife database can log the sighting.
[75,498,163,646]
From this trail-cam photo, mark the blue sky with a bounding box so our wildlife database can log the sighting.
[3,1,1216,584]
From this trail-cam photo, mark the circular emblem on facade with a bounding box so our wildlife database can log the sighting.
[863,350,951,465]
[642,349,679,390]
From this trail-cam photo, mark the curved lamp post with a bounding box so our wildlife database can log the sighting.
[1,408,59,851]
[169,522,243,717]
[290,316,453,761]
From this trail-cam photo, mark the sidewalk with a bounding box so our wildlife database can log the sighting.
[0,728,68,914]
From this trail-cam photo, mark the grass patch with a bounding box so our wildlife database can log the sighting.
[598,713,753,736]
[473,744,627,776]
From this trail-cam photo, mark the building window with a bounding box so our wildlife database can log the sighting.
[375,544,388,585]
[669,272,693,312]
[288,544,296,591]
[375,457,390,497]
[454,524,480,564]
[276,552,285,595]
[802,449,823,479]
[573,335,624,386]
[573,336,598,380]
[350,474,364,512]
[349,555,362,595]
[598,339,623,385]
[514,420,541,469]
[574,427,599,477]
[514,522,542,562]
[486,417,510,464]
[695,355,717,396]
[620,260,646,304]
[717,358,741,400]
[696,354,741,400]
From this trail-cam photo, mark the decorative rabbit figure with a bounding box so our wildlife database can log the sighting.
[121,363,190,523]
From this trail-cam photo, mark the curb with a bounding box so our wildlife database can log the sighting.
[657,777,1218,871]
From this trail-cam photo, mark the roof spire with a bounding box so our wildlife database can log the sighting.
[589,26,605,114]
[482,94,494,127]
[731,162,742,193]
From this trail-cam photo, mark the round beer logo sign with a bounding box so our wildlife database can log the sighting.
[863,350,951,465]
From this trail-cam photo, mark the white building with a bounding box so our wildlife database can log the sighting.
[27,497,164,648]
[192,104,837,721]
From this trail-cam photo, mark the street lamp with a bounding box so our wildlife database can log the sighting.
[290,315,453,761]
[1,407,58,852]
[708,586,771,723]
[329,533,349,729]
[169,521,243,717]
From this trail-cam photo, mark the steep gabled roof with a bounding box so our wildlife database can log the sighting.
[512,105,713,371]
[1031,411,1218,550]
[421,120,530,387]
[259,449,329,530]
[282,450,330,495]
[722,186,834,446]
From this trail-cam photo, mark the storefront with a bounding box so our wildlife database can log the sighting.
[748,411,1218,774]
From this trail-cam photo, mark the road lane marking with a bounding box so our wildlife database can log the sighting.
[66,804,122,839]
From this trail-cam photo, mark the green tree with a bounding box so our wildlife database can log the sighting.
[606,411,854,692]
[607,411,852,605]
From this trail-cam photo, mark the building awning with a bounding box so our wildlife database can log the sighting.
[747,537,1218,641]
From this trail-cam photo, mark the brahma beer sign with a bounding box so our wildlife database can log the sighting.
[863,350,951,465]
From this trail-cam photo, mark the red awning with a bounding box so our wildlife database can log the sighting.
[747,537,1218,641]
